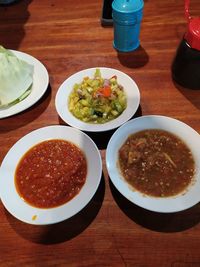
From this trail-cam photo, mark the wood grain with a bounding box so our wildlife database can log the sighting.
[1,0,200,266]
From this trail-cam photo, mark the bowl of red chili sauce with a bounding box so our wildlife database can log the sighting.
[106,115,200,213]
[0,125,102,225]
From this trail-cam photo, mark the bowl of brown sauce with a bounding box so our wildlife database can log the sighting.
[0,125,102,224]
[106,115,200,212]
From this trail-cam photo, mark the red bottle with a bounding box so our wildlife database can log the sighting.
[172,0,200,89]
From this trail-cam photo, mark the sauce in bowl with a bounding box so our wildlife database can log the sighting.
[15,139,87,208]
[118,129,195,197]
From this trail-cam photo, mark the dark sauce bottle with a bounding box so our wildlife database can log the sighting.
[0,0,17,5]
[172,0,200,89]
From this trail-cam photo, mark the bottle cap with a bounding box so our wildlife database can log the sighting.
[112,0,144,13]
[185,18,200,51]
[112,0,144,24]
[184,0,200,51]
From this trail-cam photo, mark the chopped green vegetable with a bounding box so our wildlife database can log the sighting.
[68,68,127,123]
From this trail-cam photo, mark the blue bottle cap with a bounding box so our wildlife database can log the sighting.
[112,0,144,14]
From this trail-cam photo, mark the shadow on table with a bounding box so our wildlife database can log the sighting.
[5,174,105,244]
[117,45,149,69]
[0,0,33,50]
[172,79,200,111]
[109,179,200,232]
[0,84,51,133]
[58,105,142,150]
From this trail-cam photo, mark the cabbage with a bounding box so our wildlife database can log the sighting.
[0,46,33,108]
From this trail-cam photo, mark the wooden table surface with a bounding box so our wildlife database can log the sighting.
[1,0,200,266]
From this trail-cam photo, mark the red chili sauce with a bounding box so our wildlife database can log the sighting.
[15,139,87,208]
[118,129,195,197]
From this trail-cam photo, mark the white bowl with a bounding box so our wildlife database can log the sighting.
[55,67,140,132]
[106,115,200,213]
[0,125,102,225]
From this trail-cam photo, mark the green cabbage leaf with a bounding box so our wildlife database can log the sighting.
[0,46,33,109]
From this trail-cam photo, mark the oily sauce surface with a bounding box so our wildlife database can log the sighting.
[15,139,87,208]
[118,129,195,197]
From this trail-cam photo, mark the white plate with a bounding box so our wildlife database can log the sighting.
[55,67,140,132]
[106,115,200,213]
[0,125,102,225]
[0,50,49,119]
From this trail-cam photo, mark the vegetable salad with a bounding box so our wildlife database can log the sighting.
[68,69,127,123]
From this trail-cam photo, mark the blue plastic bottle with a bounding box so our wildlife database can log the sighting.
[112,0,144,52]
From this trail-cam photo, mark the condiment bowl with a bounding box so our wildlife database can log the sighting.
[55,67,140,132]
[106,115,200,213]
[0,125,102,225]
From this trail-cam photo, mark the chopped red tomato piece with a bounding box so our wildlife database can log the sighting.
[98,86,111,97]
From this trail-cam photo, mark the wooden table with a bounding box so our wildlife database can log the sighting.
[1,0,200,266]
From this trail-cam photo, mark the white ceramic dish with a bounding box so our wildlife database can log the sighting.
[0,125,102,225]
[106,115,200,213]
[0,50,49,119]
[55,67,140,132]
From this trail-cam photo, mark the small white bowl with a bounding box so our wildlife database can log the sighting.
[0,125,102,225]
[106,115,200,213]
[55,67,140,132]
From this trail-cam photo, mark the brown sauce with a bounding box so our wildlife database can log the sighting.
[15,139,87,208]
[118,129,195,197]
